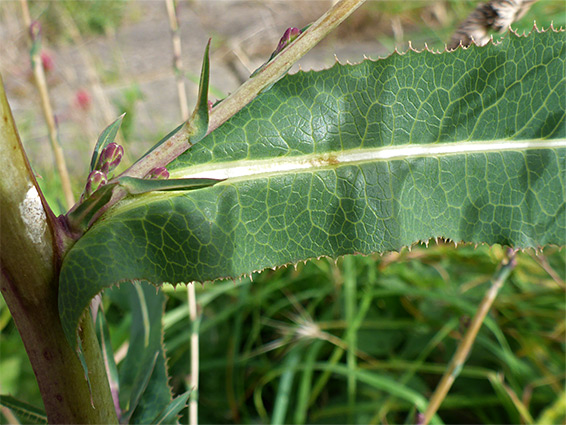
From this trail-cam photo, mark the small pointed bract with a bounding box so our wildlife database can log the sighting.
[89,113,125,172]
[186,40,211,145]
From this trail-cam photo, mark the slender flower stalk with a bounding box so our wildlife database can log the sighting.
[19,0,75,209]
[166,0,190,121]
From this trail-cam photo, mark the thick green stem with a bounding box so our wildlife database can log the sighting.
[0,74,117,424]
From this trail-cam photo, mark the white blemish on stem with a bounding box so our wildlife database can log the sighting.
[19,185,47,245]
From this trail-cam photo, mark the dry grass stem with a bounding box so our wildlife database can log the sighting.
[421,250,518,425]
[165,2,200,423]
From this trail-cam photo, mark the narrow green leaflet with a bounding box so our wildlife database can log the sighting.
[59,29,565,350]
[94,308,120,420]
[0,395,47,424]
[116,282,172,424]
[118,176,221,195]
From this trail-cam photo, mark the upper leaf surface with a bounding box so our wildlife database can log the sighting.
[169,29,564,172]
[59,29,565,349]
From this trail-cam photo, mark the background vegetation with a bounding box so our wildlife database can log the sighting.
[1,1,564,423]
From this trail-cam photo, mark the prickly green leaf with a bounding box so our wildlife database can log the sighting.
[59,29,565,351]
[150,391,191,425]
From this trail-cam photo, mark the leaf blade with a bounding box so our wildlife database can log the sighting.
[59,29,566,350]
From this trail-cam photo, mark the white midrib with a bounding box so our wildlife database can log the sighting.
[171,138,566,182]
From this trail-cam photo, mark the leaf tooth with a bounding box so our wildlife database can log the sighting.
[407,40,416,53]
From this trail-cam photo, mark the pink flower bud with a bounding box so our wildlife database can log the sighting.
[85,170,107,197]
[75,89,91,111]
[40,51,54,73]
[97,143,124,175]
[147,167,170,180]
[274,27,301,56]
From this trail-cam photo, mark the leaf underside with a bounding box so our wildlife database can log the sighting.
[59,28,565,349]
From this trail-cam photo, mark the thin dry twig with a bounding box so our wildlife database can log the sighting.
[420,249,518,425]
[20,0,74,209]
[448,0,538,50]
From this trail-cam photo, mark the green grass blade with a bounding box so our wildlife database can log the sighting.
[271,347,302,425]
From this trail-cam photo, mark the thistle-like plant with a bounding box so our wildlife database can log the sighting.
[0,0,564,423]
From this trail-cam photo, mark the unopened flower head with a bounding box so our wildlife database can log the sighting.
[147,167,170,180]
[85,170,107,197]
[75,89,91,111]
[274,27,301,57]
[97,143,124,175]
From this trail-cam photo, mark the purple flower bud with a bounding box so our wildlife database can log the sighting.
[30,21,41,41]
[274,27,301,56]
[85,170,107,197]
[97,143,124,175]
[147,167,170,180]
